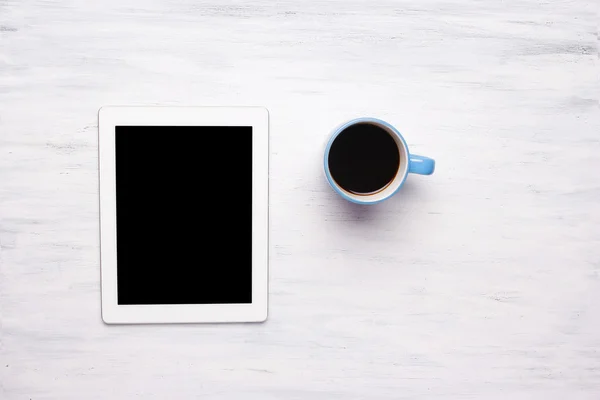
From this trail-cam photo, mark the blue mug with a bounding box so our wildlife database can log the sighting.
[324,118,435,205]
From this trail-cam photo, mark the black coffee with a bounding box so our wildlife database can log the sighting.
[328,123,400,195]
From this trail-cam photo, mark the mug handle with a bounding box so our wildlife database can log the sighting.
[408,154,435,175]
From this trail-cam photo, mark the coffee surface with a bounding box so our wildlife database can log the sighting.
[328,123,400,195]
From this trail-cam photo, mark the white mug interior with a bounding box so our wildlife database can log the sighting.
[327,120,409,204]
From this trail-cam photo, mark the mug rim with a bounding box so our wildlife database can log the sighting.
[324,117,410,205]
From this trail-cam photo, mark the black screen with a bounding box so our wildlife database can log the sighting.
[115,126,252,305]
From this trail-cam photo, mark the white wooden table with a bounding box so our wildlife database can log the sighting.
[1,1,598,398]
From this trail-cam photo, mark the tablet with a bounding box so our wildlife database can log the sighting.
[98,106,268,324]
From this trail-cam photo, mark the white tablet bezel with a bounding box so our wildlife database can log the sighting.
[98,106,268,324]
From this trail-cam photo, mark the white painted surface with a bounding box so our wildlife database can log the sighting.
[0,0,598,398]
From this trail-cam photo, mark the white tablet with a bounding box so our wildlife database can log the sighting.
[98,106,268,324]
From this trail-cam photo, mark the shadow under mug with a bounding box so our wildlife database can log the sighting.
[324,117,435,205]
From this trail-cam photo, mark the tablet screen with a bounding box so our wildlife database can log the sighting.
[114,126,252,305]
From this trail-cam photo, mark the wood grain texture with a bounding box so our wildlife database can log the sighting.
[1,0,598,398]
